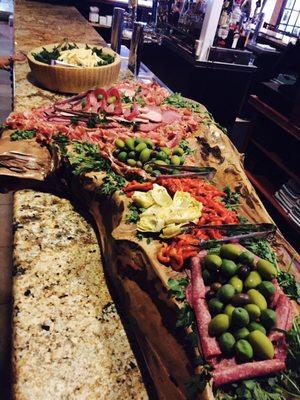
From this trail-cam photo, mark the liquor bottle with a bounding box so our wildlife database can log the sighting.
[215,0,233,47]
[225,0,242,47]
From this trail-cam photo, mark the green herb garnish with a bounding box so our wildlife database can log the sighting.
[10,129,36,141]
[126,202,145,223]
[98,171,126,197]
[164,93,201,113]
[167,277,189,301]
[222,186,241,211]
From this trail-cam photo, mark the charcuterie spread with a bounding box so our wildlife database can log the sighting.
[1,78,299,400]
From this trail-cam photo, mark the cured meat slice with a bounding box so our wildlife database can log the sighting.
[269,293,293,343]
[191,255,206,299]
[213,359,285,387]
[270,279,285,308]
[191,254,221,360]
[161,110,182,124]
[106,88,122,115]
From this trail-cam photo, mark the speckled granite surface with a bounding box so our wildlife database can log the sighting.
[11,1,148,398]
[12,190,148,400]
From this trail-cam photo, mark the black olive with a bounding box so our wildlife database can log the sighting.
[237,265,251,279]
[206,289,216,300]
[211,282,222,292]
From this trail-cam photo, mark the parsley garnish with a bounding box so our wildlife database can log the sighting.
[164,93,201,113]
[222,186,241,211]
[167,277,189,301]
[10,129,36,141]
[126,202,145,223]
[98,171,126,197]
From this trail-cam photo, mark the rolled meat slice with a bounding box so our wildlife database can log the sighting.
[106,88,122,115]
[191,254,222,360]
[213,359,286,387]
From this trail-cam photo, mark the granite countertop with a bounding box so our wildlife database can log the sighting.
[11,0,148,398]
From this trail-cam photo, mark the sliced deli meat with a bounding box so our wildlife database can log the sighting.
[213,359,286,387]
[191,254,222,360]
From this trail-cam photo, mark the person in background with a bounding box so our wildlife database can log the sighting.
[0,53,26,70]
[169,0,184,26]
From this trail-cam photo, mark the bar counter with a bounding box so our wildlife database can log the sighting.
[11,0,148,398]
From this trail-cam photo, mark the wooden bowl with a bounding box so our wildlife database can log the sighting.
[27,43,121,94]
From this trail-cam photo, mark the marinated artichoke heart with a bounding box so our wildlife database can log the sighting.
[150,184,173,207]
[160,223,184,239]
[131,191,154,208]
[135,185,202,237]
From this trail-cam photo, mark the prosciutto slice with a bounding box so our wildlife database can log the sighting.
[213,359,285,387]
[191,254,222,360]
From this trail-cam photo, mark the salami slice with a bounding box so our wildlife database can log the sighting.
[191,254,221,360]
[274,294,293,331]
[213,359,285,387]
[191,255,206,299]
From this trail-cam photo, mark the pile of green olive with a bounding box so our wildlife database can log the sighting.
[204,244,278,363]
[113,137,186,174]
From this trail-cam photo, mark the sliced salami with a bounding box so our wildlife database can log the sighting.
[191,254,221,360]
[213,359,285,387]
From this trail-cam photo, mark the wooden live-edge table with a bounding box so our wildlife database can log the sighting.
[5,1,300,399]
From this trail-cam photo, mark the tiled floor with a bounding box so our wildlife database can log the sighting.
[0,12,14,400]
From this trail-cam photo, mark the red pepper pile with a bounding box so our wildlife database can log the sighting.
[156,177,238,270]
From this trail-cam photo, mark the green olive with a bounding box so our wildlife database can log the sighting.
[248,330,274,359]
[97,94,104,100]
[235,339,253,362]
[238,251,254,265]
[156,151,167,161]
[231,307,250,328]
[115,139,125,149]
[245,271,262,289]
[229,276,243,293]
[118,151,128,162]
[221,259,238,277]
[234,327,250,340]
[135,142,147,153]
[155,160,168,166]
[218,332,236,356]
[172,146,185,156]
[161,147,171,156]
[247,289,267,310]
[171,155,181,166]
[220,244,242,260]
[127,158,137,167]
[256,259,278,280]
[144,139,154,148]
[248,322,266,335]
[245,304,261,321]
[260,309,276,329]
[224,304,235,321]
[208,298,224,315]
[107,95,116,104]
[204,254,222,272]
[217,284,235,303]
[125,138,135,150]
[257,281,275,298]
[208,314,230,336]
[140,148,151,163]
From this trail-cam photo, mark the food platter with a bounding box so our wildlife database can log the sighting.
[0,78,299,400]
